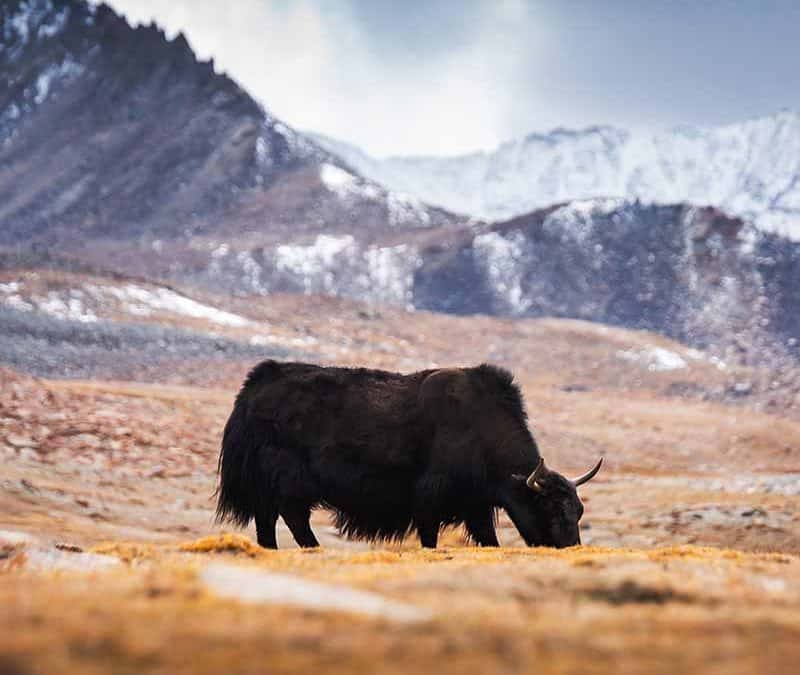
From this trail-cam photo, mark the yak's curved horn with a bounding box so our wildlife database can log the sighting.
[573,457,603,487]
[526,458,546,492]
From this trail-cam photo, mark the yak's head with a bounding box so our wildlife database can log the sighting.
[505,457,602,548]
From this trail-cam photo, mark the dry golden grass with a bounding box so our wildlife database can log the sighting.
[3,534,800,675]
[3,293,800,674]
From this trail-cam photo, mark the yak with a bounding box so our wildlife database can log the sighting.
[216,360,602,549]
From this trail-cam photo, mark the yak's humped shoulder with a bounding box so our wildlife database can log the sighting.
[471,363,528,420]
[238,360,321,396]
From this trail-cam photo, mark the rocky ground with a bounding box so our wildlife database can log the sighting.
[2,272,800,674]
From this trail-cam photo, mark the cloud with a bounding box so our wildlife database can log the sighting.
[102,1,800,157]
[103,0,547,156]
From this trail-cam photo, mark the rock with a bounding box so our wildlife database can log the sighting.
[20,479,38,493]
[562,384,590,393]
[6,434,37,448]
[0,529,37,562]
[74,433,102,448]
[23,548,120,572]
[201,563,432,623]
[55,543,84,553]
[17,447,41,462]
[0,530,38,548]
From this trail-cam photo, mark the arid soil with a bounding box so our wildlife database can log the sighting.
[2,285,800,674]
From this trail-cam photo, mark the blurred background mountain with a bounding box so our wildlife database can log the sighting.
[2,0,800,374]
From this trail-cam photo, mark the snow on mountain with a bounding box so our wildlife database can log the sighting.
[3,1,800,368]
[0,277,252,327]
[202,233,422,309]
[411,199,800,365]
[311,111,800,239]
[317,163,432,227]
[0,0,462,261]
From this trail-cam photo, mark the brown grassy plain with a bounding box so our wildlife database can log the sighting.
[2,287,800,674]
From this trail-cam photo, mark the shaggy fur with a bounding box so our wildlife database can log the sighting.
[216,359,583,549]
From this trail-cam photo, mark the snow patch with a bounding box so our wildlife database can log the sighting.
[473,230,530,314]
[0,283,96,322]
[36,4,69,38]
[3,295,33,311]
[543,199,626,243]
[32,57,84,105]
[2,104,20,122]
[319,163,380,201]
[255,135,271,169]
[211,243,229,259]
[275,236,421,307]
[8,6,31,45]
[362,244,422,306]
[86,284,252,327]
[277,235,357,294]
[616,346,689,371]
[386,191,431,226]
[249,334,318,349]
[318,163,429,226]
[320,163,358,195]
[5,1,70,58]
[37,291,97,323]
[235,251,267,295]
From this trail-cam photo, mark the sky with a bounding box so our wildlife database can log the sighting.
[104,0,800,158]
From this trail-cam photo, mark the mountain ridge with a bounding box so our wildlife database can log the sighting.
[0,0,461,251]
[311,110,800,239]
[2,1,800,367]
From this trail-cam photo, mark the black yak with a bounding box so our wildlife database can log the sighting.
[216,360,602,549]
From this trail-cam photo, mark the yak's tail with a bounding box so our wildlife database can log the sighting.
[215,395,270,527]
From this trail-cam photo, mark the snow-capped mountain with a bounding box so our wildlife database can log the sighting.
[188,197,800,365]
[311,111,800,239]
[3,0,800,366]
[0,0,460,272]
[413,199,800,366]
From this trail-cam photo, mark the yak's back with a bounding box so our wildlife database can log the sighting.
[240,359,429,399]
[238,360,432,463]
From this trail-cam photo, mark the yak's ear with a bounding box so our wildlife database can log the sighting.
[419,368,471,415]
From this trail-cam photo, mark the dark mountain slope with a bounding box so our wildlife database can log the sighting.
[0,0,460,268]
[413,200,800,365]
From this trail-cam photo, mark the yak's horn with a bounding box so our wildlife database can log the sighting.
[573,457,603,487]
[526,458,546,492]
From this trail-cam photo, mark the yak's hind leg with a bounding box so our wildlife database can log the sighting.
[281,500,319,548]
[255,504,278,549]
[465,509,499,547]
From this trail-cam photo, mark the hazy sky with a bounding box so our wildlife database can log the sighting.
[104,1,800,157]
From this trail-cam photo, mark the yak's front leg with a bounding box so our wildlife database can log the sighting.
[414,474,451,548]
[281,500,319,548]
[466,509,499,547]
[416,516,440,548]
